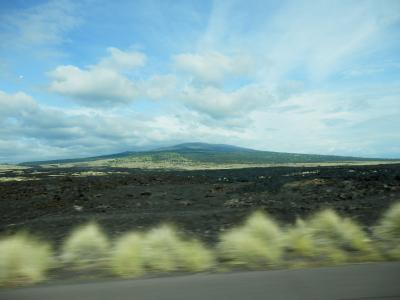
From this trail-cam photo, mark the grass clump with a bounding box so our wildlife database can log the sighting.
[217,211,283,269]
[61,222,110,267]
[306,209,377,263]
[111,232,146,277]
[0,234,53,286]
[374,202,400,259]
[142,224,214,273]
[285,219,315,258]
[175,239,214,272]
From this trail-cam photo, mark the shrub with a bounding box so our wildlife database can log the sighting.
[0,234,53,286]
[285,219,315,258]
[141,224,182,272]
[176,239,215,272]
[306,209,375,263]
[61,222,110,267]
[217,211,283,268]
[374,202,400,259]
[111,232,146,277]
[140,224,212,272]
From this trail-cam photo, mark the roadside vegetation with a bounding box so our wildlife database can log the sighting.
[61,222,110,267]
[0,234,53,287]
[217,211,283,268]
[1,203,399,287]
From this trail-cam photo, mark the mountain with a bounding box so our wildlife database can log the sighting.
[153,143,256,153]
[21,142,394,168]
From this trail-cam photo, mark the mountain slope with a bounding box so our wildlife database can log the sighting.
[21,142,394,168]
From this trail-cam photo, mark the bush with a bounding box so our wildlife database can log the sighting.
[306,209,375,263]
[374,202,400,259]
[111,232,146,277]
[285,219,315,258]
[0,234,53,286]
[141,224,214,273]
[141,224,182,272]
[176,239,215,272]
[217,211,283,268]
[61,222,110,267]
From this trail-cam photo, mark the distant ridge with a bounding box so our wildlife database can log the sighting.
[153,142,256,153]
[20,142,393,167]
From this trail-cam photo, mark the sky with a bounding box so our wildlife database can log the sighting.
[0,0,400,163]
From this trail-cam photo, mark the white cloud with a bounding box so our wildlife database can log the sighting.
[48,48,149,106]
[96,47,147,72]
[173,51,252,84]
[0,0,81,49]
[48,65,139,106]
[139,74,178,100]
[180,84,274,118]
[0,91,37,118]
[196,1,400,83]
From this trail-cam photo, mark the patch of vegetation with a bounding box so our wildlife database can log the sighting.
[284,219,316,258]
[306,209,378,263]
[111,225,214,277]
[61,223,110,267]
[141,224,214,273]
[111,232,146,277]
[217,211,283,268]
[2,204,400,287]
[374,202,400,259]
[0,234,53,286]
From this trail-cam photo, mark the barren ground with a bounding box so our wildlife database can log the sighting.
[1,163,400,244]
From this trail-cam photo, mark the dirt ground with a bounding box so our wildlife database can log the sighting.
[1,164,400,245]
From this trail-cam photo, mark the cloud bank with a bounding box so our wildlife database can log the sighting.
[0,0,399,162]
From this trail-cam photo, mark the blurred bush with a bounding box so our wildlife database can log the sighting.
[0,234,53,286]
[111,224,214,277]
[175,238,214,272]
[3,205,400,287]
[61,222,110,267]
[374,202,400,259]
[284,219,316,258]
[142,224,214,273]
[306,209,378,263]
[111,232,145,277]
[217,211,283,269]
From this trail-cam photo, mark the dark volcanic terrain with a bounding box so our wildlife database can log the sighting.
[1,164,400,244]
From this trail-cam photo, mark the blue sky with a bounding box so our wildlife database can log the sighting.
[0,0,399,162]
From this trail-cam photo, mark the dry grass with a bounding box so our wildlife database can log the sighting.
[0,234,53,286]
[217,211,283,269]
[374,202,400,259]
[306,209,378,263]
[284,219,316,258]
[176,239,214,272]
[61,222,110,267]
[111,232,146,277]
[142,224,214,273]
[4,205,399,287]
[111,224,214,276]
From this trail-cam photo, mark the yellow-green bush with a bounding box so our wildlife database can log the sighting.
[285,219,315,258]
[176,239,214,272]
[61,222,110,267]
[374,202,400,259]
[0,234,54,286]
[217,211,283,268]
[306,209,376,263]
[141,224,214,273]
[141,224,182,272]
[111,232,146,277]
